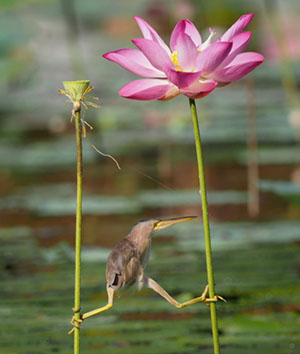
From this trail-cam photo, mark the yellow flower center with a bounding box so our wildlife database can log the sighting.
[170,51,183,71]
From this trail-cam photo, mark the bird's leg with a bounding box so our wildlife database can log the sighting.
[144,276,181,307]
[144,276,225,309]
[82,285,114,320]
[68,285,114,335]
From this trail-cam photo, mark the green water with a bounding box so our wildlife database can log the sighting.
[1,230,300,354]
[1,0,300,353]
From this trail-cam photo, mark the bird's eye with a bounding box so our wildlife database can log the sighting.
[112,273,119,286]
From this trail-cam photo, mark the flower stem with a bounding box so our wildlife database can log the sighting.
[189,98,220,354]
[74,108,83,354]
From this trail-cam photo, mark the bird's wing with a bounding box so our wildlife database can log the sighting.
[106,239,142,290]
[141,238,151,270]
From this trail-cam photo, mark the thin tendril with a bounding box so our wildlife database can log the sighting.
[92,144,121,170]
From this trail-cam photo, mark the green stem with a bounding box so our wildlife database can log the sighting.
[189,98,220,354]
[74,108,83,354]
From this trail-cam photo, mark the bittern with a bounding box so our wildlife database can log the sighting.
[69,216,225,333]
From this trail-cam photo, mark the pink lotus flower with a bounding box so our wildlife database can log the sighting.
[103,14,264,101]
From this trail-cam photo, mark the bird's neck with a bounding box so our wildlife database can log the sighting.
[126,222,153,257]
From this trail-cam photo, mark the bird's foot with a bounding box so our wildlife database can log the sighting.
[68,308,83,335]
[202,285,227,307]
[175,285,226,309]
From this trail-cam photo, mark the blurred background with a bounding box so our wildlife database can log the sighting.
[0,0,300,353]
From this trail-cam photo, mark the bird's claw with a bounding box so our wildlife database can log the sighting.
[216,295,227,303]
[68,308,83,335]
[203,285,227,307]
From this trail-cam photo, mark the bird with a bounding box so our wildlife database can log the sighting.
[69,216,225,333]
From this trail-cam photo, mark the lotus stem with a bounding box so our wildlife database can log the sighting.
[60,80,91,354]
[59,80,99,353]
[73,107,83,354]
[189,98,220,354]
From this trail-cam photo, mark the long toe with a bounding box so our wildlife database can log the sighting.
[68,316,83,335]
[204,295,226,304]
[217,295,227,302]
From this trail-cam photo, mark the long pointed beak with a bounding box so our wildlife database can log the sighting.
[153,216,197,231]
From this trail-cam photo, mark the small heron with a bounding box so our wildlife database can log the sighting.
[69,216,225,333]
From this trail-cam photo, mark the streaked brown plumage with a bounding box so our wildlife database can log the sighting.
[106,219,158,292]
